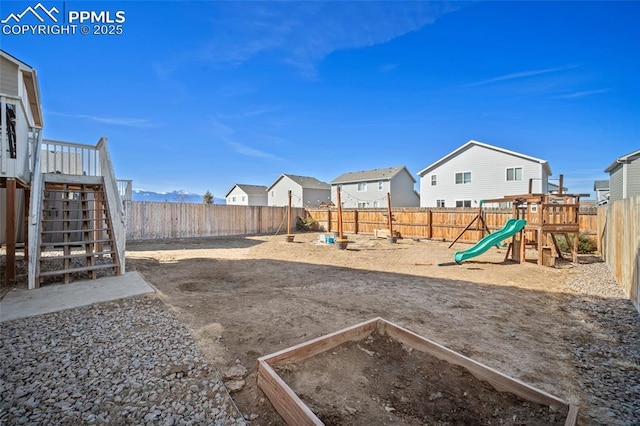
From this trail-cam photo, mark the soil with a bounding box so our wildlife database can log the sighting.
[275,332,568,425]
[121,232,587,425]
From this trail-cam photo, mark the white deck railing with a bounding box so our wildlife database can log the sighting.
[41,138,101,176]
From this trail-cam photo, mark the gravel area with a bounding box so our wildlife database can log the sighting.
[0,296,246,426]
[562,256,640,424]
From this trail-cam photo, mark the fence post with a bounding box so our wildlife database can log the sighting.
[354,209,359,234]
[426,209,432,239]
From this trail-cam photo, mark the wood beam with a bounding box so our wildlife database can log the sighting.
[5,178,17,285]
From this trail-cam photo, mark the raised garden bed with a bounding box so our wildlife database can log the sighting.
[257,318,578,425]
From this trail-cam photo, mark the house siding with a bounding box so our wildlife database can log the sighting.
[227,186,250,206]
[268,176,302,207]
[420,144,548,207]
[609,167,624,201]
[608,157,640,201]
[334,181,389,208]
[331,168,418,208]
[0,57,19,96]
[627,159,640,198]
[390,171,420,207]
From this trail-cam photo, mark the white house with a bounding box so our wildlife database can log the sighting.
[225,184,268,206]
[331,166,420,208]
[593,180,610,205]
[417,140,552,208]
[604,149,640,202]
[266,174,331,208]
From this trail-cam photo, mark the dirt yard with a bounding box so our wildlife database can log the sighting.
[124,232,611,425]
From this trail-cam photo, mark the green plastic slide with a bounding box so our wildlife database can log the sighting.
[454,219,527,264]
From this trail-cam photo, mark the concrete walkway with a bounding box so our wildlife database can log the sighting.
[0,271,155,322]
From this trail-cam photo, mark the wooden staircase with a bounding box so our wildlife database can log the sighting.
[36,180,120,285]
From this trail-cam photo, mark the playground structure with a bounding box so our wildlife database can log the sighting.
[452,189,581,266]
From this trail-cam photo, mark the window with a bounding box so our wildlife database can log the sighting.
[357,182,367,191]
[242,196,245,202]
[232,196,236,202]
[456,200,472,208]
[2,102,17,159]
[436,199,445,208]
[271,190,275,197]
[431,175,437,186]
[506,167,523,181]
[455,172,471,184]
[358,202,367,208]
[378,181,383,190]
[373,200,380,208]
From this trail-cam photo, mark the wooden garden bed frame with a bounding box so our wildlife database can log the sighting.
[257,317,579,426]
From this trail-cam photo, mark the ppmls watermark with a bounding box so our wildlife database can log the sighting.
[1,2,126,36]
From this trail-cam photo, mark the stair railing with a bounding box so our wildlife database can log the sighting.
[97,137,126,274]
[27,128,44,289]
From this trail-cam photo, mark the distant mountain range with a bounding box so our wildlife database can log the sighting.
[132,189,226,204]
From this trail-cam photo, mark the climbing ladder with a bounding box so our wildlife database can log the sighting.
[36,181,120,285]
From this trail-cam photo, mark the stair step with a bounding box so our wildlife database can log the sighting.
[42,208,107,212]
[40,218,107,223]
[41,238,113,247]
[40,251,115,261]
[39,263,117,278]
[41,228,111,234]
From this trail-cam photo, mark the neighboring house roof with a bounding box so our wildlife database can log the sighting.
[331,166,416,184]
[548,182,568,193]
[225,184,267,198]
[593,180,610,191]
[266,174,330,191]
[0,49,43,128]
[604,149,640,173]
[417,140,552,177]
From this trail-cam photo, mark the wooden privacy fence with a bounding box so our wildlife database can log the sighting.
[597,196,640,313]
[307,207,598,244]
[125,202,305,240]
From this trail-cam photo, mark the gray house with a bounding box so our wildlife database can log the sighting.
[266,174,331,208]
[593,180,610,205]
[331,166,420,208]
[417,140,552,208]
[605,149,640,202]
[225,184,268,206]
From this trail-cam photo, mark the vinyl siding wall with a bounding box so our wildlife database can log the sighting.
[333,180,389,208]
[627,159,640,198]
[0,57,19,96]
[609,167,624,202]
[608,158,640,201]
[226,187,250,206]
[389,171,420,207]
[302,188,331,208]
[268,176,302,207]
[420,145,547,207]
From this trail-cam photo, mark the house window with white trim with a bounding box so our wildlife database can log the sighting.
[373,200,380,208]
[431,175,437,186]
[436,199,445,207]
[455,172,471,184]
[232,196,236,202]
[456,200,472,208]
[271,190,275,197]
[242,196,245,202]
[358,202,367,208]
[506,167,523,181]
[357,182,367,191]
[378,181,383,190]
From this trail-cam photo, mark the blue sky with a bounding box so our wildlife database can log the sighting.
[2,1,638,199]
